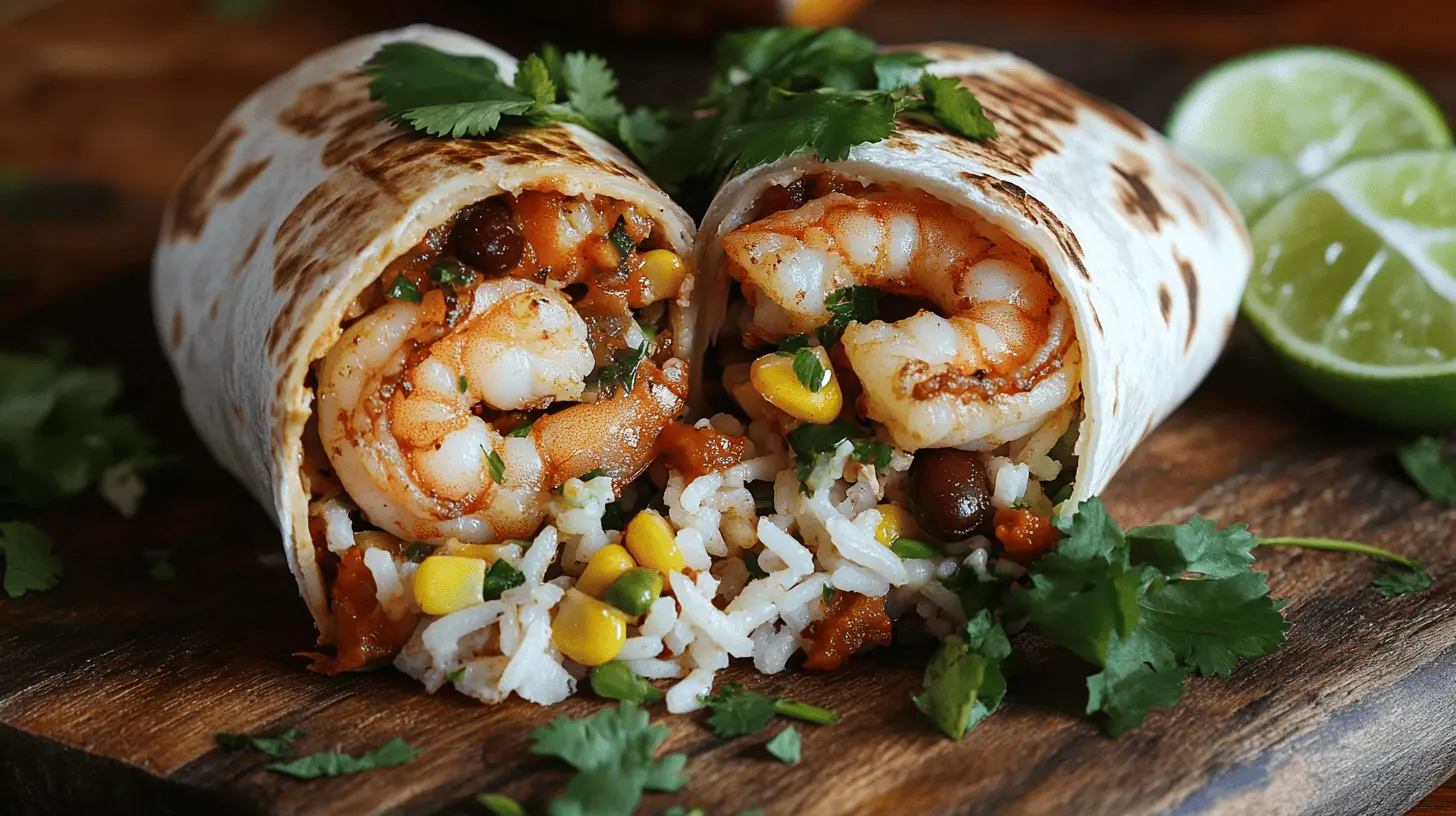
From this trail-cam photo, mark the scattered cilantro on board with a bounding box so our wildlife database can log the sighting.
[0,522,61,598]
[1397,435,1456,501]
[265,738,418,779]
[700,682,838,738]
[216,728,306,759]
[528,702,688,816]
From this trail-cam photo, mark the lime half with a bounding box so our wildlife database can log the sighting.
[1168,47,1451,221]
[1244,149,1456,427]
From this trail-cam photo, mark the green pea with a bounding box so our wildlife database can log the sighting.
[604,567,662,616]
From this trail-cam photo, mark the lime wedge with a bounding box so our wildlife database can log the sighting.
[1168,47,1451,221]
[1243,149,1456,427]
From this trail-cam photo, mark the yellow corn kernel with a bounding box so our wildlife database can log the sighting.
[449,543,500,562]
[750,347,842,424]
[632,249,687,306]
[624,509,686,574]
[576,543,637,598]
[413,555,486,615]
[552,589,627,666]
[873,503,922,547]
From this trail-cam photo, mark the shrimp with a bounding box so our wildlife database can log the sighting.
[317,277,686,544]
[721,190,1081,450]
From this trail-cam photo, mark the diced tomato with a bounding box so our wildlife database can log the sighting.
[301,547,416,675]
[802,591,893,670]
[994,507,1062,565]
[655,422,747,481]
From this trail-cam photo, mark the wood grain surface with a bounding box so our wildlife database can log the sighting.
[0,1,1453,814]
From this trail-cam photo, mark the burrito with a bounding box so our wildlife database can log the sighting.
[154,27,699,698]
[675,44,1250,664]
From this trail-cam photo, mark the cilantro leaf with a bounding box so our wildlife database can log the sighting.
[817,285,879,347]
[364,42,631,144]
[915,74,997,140]
[719,90,900,169]
[478,794,527,816]
[1372,564,1433,597]
[529,702,687,816]
[607,217,635,273]
[487,450,506,484]
[216,728,305,759]
[507,420,534,439]
[0,350,156,510]
[1397,435,1456,500]
[791,348,826,393]
[701,683,837,737]
[592,344,648,397]
[764,726,801,764]
[144,548,178,582]
[775,333,810,355]
[1125,516,1259,579]
[482,558,525,601]
[1,521,61,598]
[590,661,665,706]
[386,275,422,304]
[265,737,417,779]
[913,610,1011,739]
[742,550,769,581]
[873,52,931,91]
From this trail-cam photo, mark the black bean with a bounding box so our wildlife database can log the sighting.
[452,199,523,275]
[908,448,994,542]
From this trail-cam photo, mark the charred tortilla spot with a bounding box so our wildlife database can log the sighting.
[1083,94,1149,141]
[1090,304,1104,335]
[208,300,220,321]
[1112,152,1170,232]
[231,402,244,422]
[322,109,390,168]
[170,307,184,349]
[1158,284,1172,323]
[278,73,374,138]
[1177,254,1200,351]
[167,124,243,241]
[956,172,1089,281]
[236,225,267,276]
[218,157,272,201]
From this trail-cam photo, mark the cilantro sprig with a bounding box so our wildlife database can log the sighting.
[528,702,687,816]
[0,522,61,598]
[627,28,996,201]
[363,43,628,142]
[913,610,1010,739]
[265,738,418,779]
[1397,435,1456,500]
[700,682,838,738]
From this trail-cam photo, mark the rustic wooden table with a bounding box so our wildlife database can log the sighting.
[0,1,1453,814]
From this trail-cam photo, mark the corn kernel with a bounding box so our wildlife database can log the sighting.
[413,555,486,615]
[552,589,627,666]
[450,543,500,562]
[624,509,686,574]
[873,504,922,547]
[576,543,637,598]
[750,347,842,424]
[630,249,687,307]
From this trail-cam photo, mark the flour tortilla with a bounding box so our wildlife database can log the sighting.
[694,44,1252,507]
[153,26,697,639]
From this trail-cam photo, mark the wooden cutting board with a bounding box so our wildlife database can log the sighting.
[1,1,1453,814]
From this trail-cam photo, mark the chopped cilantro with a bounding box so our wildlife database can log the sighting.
[216,728,305,759]
[476,794,526,816]
[748,481,775,515]
[593,344,648,397]
[1,521,61,598]
[578,468,609,482]
[528,702,687,816]
[775,333,810,356]
[481,558,525,601]
[487,450,506,484]
[917,74,997,140]
[404,541,436,563]
[889,537,938,560]
[506,420,534,439]
[363,42,629,144]
[786,419,886,485]
[457,374,469,394]
[913,610,1010,739]
[265,737,417,779]
[701,682,837,737]
[764,725,801,764]
[144,548,178,582]
[742,550,769,581]
[445,666,466,684]
[386,274,422,304]
[431,259,471,289]
[608,217,636,274]
[822,584,835,602]
[1258,536,1432,598]
[790,347,827,393]
[590,661,665,705]
[0,350,157,510]
[816,285,880,347]
[1397,435,1456,500]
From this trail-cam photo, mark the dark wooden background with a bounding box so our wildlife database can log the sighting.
[0,1,1453,814]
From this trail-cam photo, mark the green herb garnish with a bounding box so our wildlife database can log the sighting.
[364,43,628,142]
[790,348,827,393]
[1,521,61,598]
[629,28,995,199]
[445,666,466,684]
[764,726,802,764]
[775,333,810,355]
[482,558,525,601]
[816,285,880,347]
[476,794,527,816]
[608,216,636,274]
[593,343,648,397]
[487,450,506,484]
[913,610,1010,739]
[386,274,422,304]
[528,702,687,816]
[742,550,769,581]
[701,682,838,737]
[889,537,939,560]
[265,737,417,779]
[786,419,888,485]
[1259,536,1432,598]
[216,728,306,759]
[431,259,471,289]
[506,420,534,439]
[578,468,609,482]
[1397,435,1456,500]
[590,661,665,705]
[457,374,469,394]
[144,548,178,582]
[404,541,436,563]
